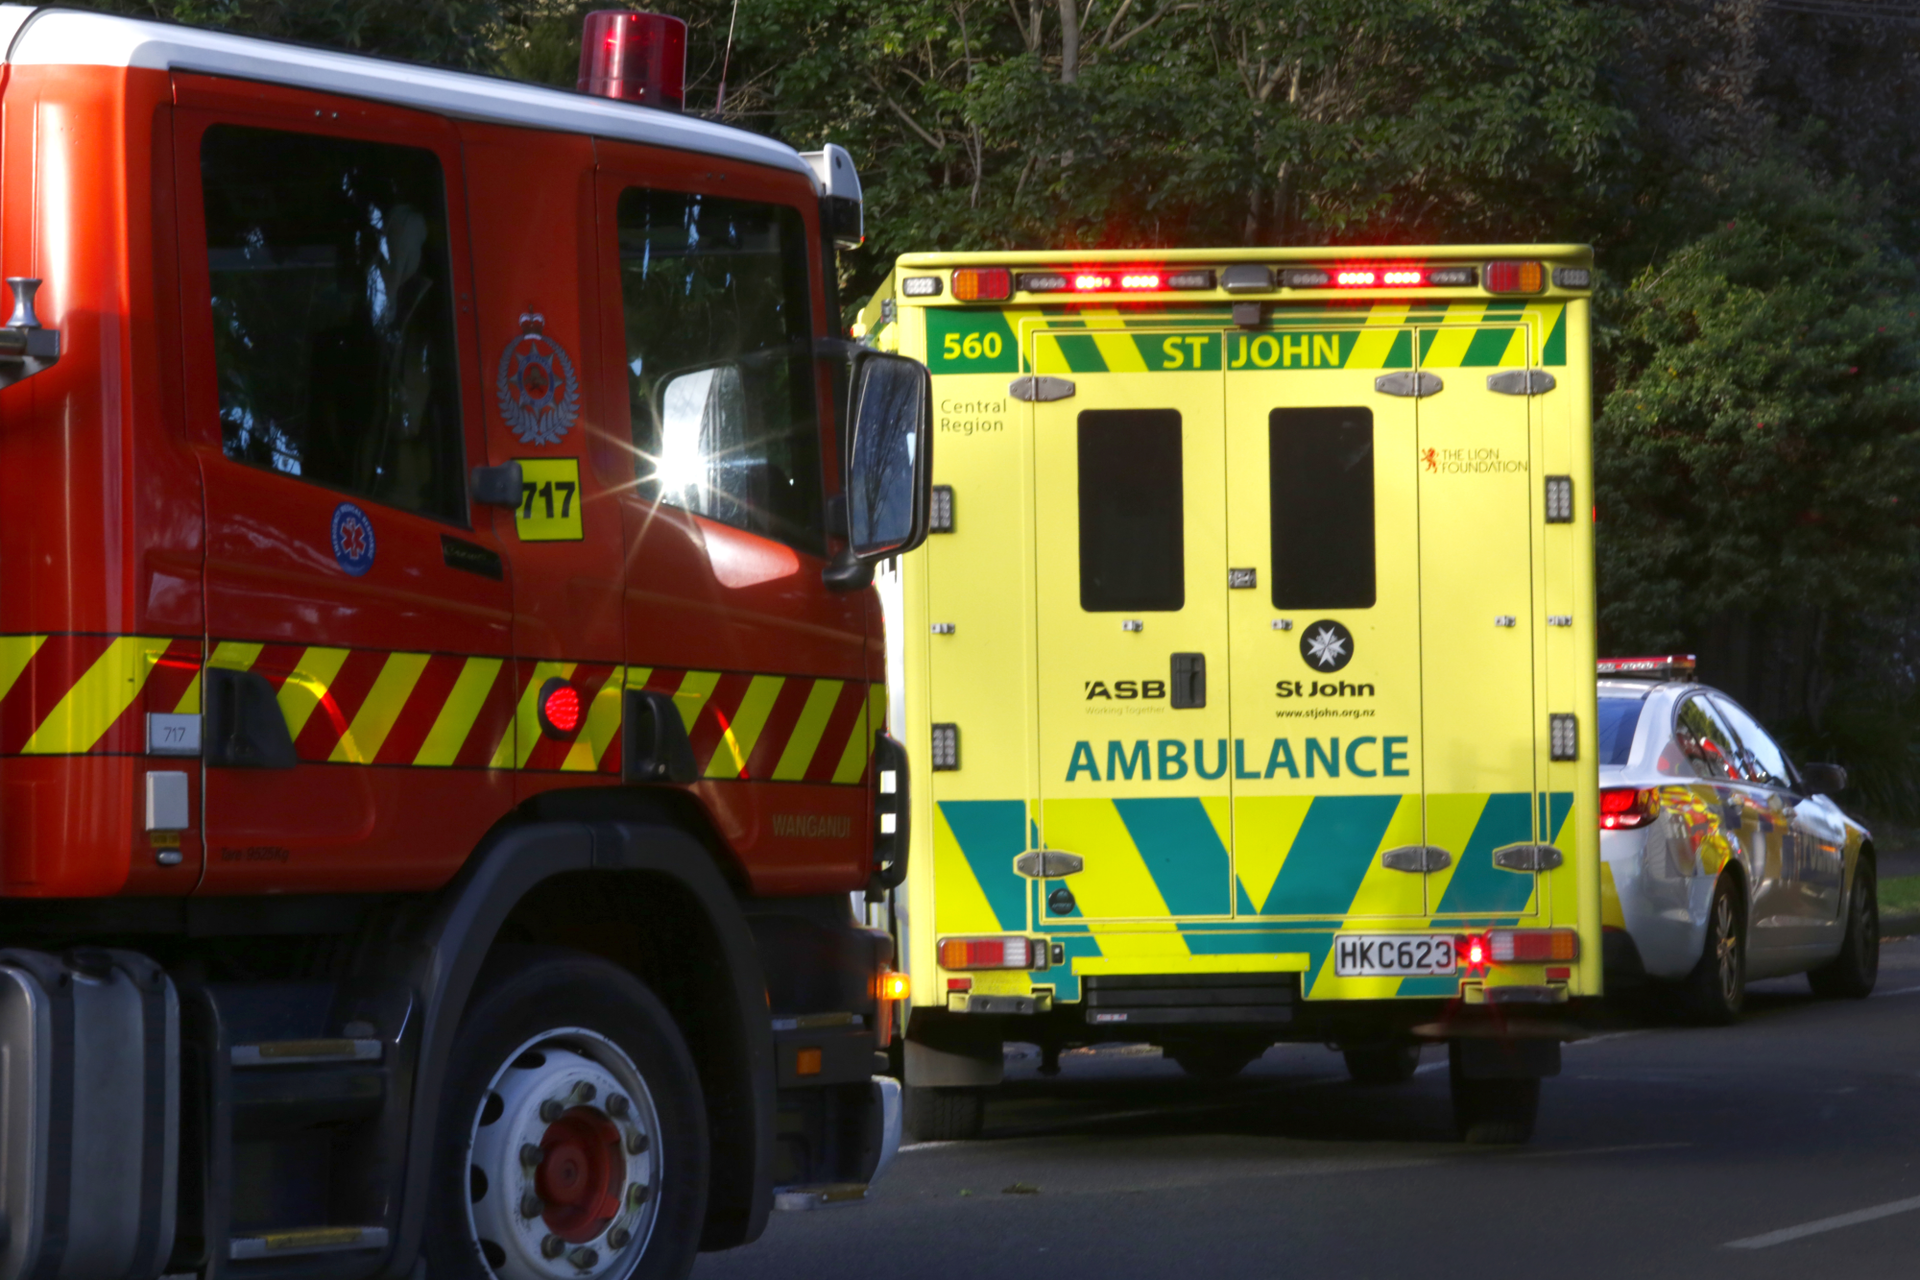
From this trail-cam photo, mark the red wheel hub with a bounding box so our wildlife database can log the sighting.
[535,1106,625,1242]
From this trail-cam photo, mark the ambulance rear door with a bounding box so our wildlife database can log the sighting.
[1222,321,1431,922]
[1029,325,1234,926]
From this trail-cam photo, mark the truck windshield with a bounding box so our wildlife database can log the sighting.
[1597,689,1649,766]
[617,190,823,554]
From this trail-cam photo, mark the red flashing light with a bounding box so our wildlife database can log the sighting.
[539,679,583,738]
[1335,269,1377,287]
[1119,272,1162,290]
[578,11,687,111]
[1073,273,1113,291]
[1599,786,1659,830]
[1458,934,1490,975]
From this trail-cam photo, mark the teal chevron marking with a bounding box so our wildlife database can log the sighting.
[939,800,1030,931]
[1549,791,1574,843]
[1435,792,1538,914]
[1236,879,1260,918]
[1264,794,1402,916]
[1462,326,1516,366]
[1542,308,1567,365]
[1397,973,1464,997]
[1112,797,1232,916]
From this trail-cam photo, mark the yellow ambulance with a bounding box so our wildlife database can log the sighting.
[865,248,1598,1144]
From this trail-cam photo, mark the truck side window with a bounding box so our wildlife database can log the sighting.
[201,125,466,523]
[1078,409,1184,612]
[1270,407,1376,609]
[617,189,824,554]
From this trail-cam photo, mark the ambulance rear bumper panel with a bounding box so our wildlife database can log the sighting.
[1083,973,1298,1027]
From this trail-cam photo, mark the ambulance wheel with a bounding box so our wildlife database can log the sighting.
[1676,876,1746,1025]
[1809,859,1878,999]
[1449,1071,1539,1145]
[904,1085,985,1141]
[1343,1041,1422,1086]
[1167,1039,1267,1080]
[428,950,708,1280]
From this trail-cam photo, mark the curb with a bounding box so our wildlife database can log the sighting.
[1883,910,1920,939]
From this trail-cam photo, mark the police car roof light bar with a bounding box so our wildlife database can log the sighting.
[1597,654,1697,680]
[578,10,687,111]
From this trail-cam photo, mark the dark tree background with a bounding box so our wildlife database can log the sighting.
[89,0,1920,816]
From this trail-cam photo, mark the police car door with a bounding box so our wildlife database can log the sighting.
[1416,318,1545,920]
[1223,323,1430,921]
[1029,326,1234,924]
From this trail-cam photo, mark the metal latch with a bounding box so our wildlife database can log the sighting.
[1492,844,1564,872]
[1381,845,1452,873]
[1374,370,1442,398]
[1015,849,1084,878]
[0,278,59,389]
[1486,368,1557,396]
[1009,375,1075,402]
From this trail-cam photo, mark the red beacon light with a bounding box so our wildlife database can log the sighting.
[537,678,584,739]
[578,10,687,111]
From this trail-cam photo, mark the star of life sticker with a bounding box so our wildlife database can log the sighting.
[496,312,580,446]
[1301,619,1355,672]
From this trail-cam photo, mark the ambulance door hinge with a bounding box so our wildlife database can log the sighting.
[0,278,59,388]
[1009,375,1075,402]
[1380,845,1452,873]
[1492,844,1565,872]
[622,690,698,784]
[1486,368,1557,396]
[1374,371,1442,398]
[1015,849,1084,879]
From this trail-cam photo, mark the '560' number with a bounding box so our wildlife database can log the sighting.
[942,330,1003,361]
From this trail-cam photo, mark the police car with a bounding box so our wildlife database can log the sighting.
[1597,656,1877,1021]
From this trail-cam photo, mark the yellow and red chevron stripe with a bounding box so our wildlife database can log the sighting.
[0,634,880,785]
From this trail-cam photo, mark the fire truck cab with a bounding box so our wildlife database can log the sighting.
[0,7,930,1280]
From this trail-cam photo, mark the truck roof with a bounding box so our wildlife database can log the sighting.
[0,3,814,183]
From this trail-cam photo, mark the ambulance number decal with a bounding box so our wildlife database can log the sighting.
[513,457,584,541]
[1334,934,1458,978]
[925,307,1019,374]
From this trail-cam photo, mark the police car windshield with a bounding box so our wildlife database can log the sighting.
[1597,688,1649,766]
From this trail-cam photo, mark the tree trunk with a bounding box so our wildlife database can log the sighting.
[1058,0,1078,84]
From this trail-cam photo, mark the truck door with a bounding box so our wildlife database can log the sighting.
[1417,322,1543,919]
[1031,328,1234,924]
[1223,325,1430,920]
[176,81,516,892]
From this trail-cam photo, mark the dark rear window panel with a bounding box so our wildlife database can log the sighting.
[1271,407,1375,609]
[1598,690,1650,766]
[1077,409,1185,612]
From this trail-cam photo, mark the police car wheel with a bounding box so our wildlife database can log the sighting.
[904,1085,985,1141]
[1808,859,1879,999]
[429,951,708,1280]
[1344,1041,1422,1086]
[1677,878,1745,1025]
[1450,1073,1539,1145]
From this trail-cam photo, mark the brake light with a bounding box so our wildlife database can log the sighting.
[577,10,687,111]
[951,267,1011,302]
[938,936,1036,970]
[1484,260,1546,294]
[1458,934,1490,974]
[1599,786,1659,829]
[1489,929,1580,963]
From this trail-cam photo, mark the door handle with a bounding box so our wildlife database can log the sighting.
[470,461,524,507]
[203,668,297,769]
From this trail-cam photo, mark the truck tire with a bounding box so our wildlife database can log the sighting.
[1676,876,1745,1025]
[427,951,708,1280]
[1808,859,1878,999]
[1343,1041,1422,1085]
[1451,1074,1540,1144]
[903,1084,985,1141]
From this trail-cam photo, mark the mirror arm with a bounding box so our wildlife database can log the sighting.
[822,547,873,592]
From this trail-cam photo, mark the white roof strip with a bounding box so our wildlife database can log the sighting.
[0,4,815,185]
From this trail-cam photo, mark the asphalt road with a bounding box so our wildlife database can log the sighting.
[698,934,1920,1280]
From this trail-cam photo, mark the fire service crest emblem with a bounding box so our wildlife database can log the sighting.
[496,312,580,446]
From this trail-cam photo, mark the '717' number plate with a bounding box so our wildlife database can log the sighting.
[1334,934,1458,978]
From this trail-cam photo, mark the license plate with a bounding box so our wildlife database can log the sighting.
[1334,934,1458,978]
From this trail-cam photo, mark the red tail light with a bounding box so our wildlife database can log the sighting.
[938,936,1038,970]
[1599,786,1659,829]
[1458,934,1490,974]
[578,11,687,111]
[951,267,1011,302]
[1489,929,1580,963]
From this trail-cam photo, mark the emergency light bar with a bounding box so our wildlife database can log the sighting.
[1598,654,1697,680]
[578,10,686,111]
[920,260,1584,301]
[1015,269,1214,295]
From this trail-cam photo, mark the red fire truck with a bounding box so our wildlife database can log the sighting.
[0,7,931,1280]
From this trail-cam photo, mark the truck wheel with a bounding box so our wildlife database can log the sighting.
[903,1085,985,1141]
[428,952,707,1280]
[1809,859,1879,999]
[1676,877,1745,1025]
[1343,1041,1422,1085]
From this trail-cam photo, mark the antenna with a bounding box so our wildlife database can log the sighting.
[715,0,741,113]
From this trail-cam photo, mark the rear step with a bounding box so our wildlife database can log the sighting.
[1084,973,1299,1026]
[230,1227,389,1260]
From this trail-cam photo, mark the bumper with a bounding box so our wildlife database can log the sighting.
[1602,825,1713,980]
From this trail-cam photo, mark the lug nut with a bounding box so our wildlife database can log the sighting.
[625,1131,651,1156]
[519,1192,544,1219]
[606,1093,630,1119]
[540,1235,565,1259]
[567,1247,598,1270]
[627,1182,651,1208]
[606,1227,631,1250]
[570,1081,597,1104]
[539,1099,564,1123]
[520,1143,544,1167]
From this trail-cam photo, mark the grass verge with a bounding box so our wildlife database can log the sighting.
[1883,874,1920,916]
